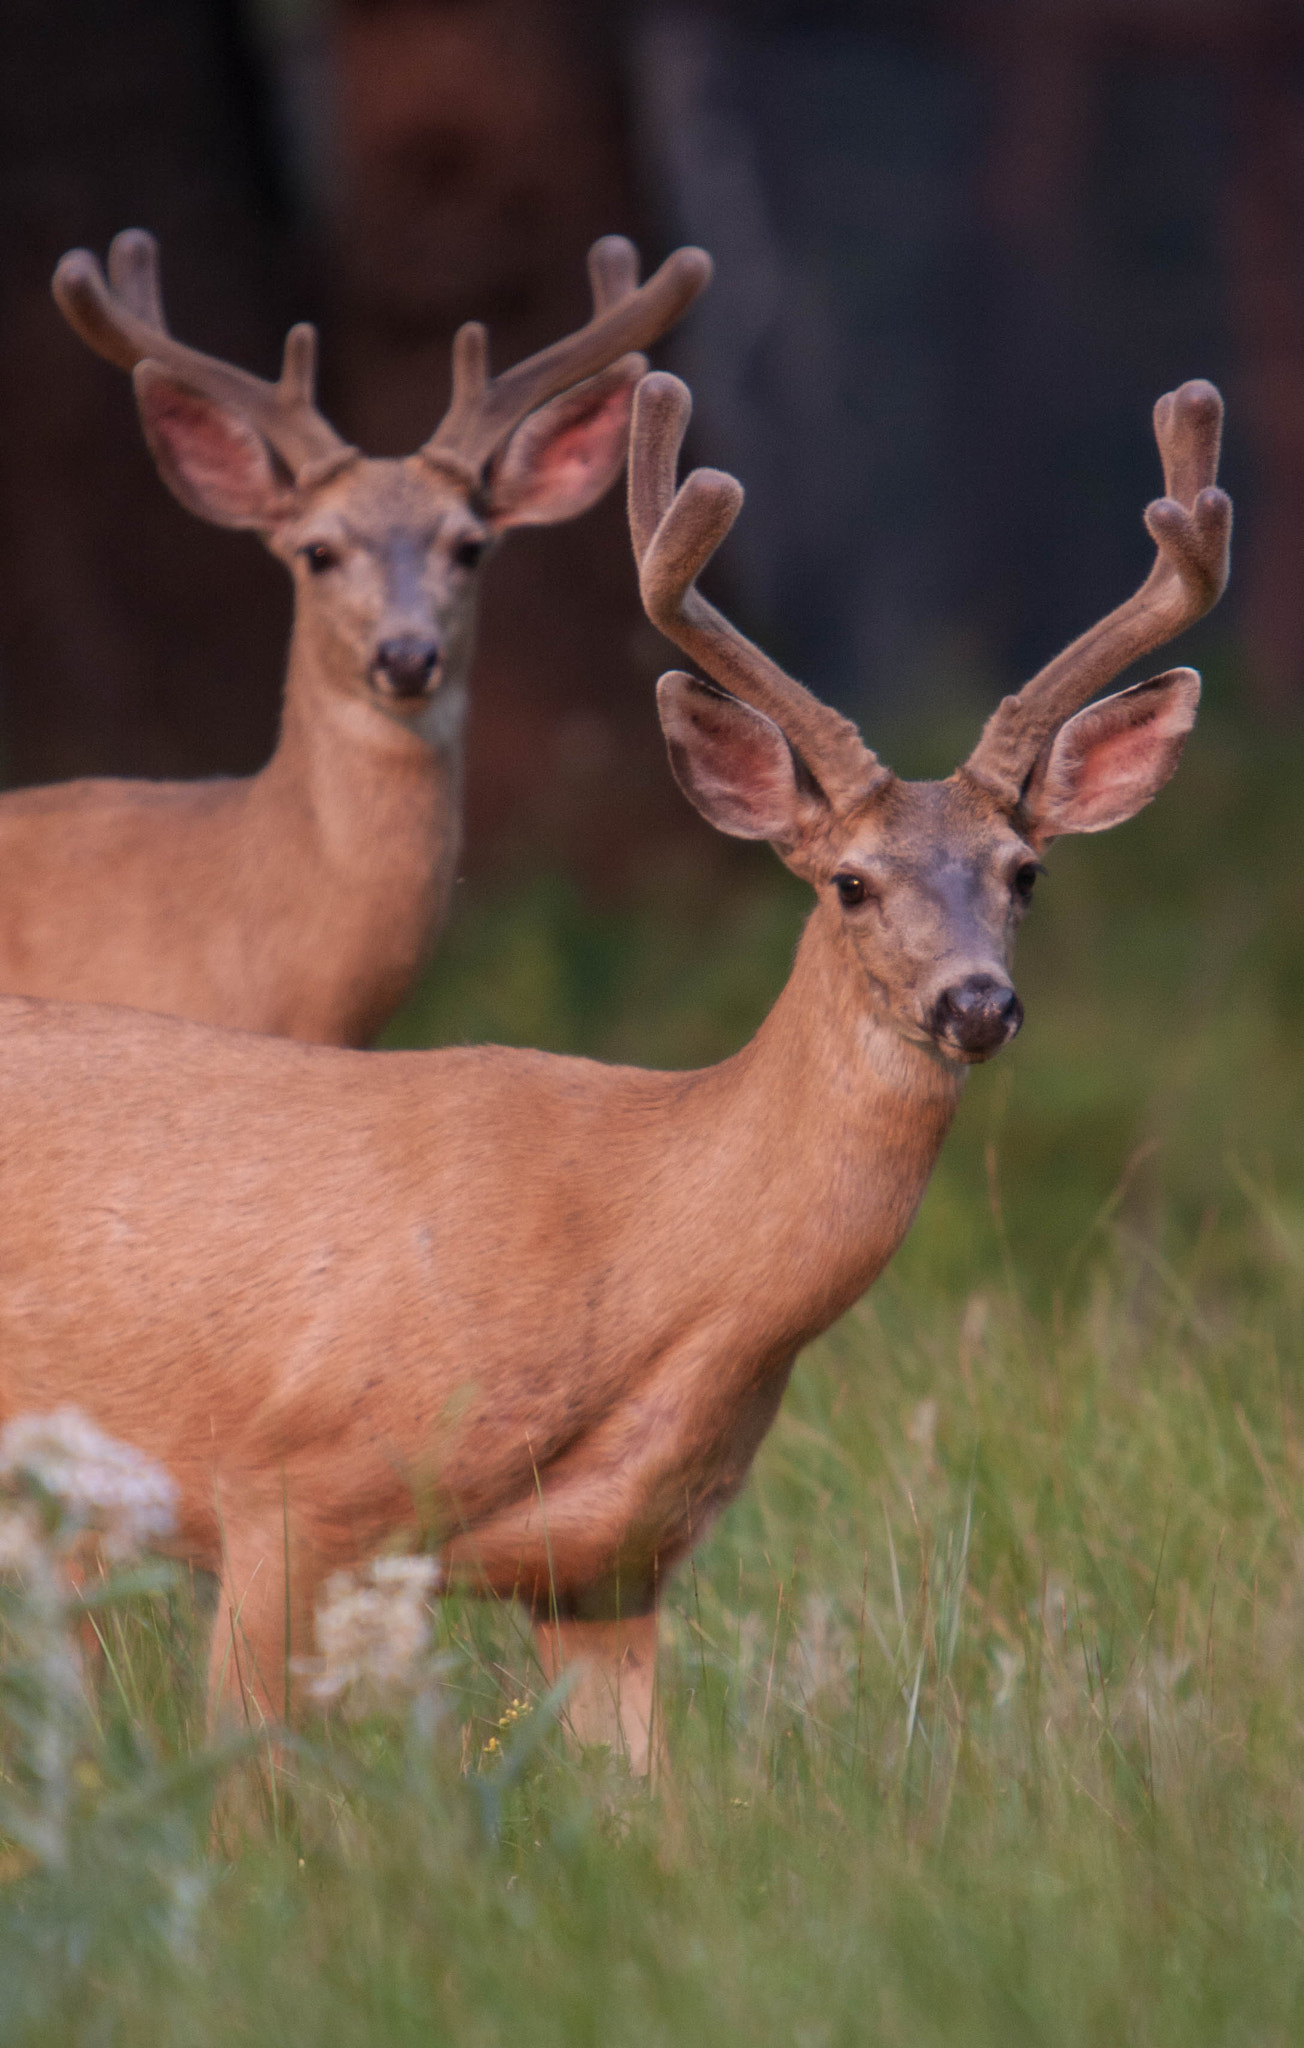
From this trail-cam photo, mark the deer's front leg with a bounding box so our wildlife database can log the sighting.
[533,1610,661,1775]
[206,1509,317,1732]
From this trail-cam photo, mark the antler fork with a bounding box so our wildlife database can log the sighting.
[53,230,355,487]
[965,381,1232,807]
[422,243,711,487]
[629,373,883,812]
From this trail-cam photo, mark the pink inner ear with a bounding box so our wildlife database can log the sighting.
[140,380,279,526]
[1043,682,1195,835]
[528,418,608,495]
[1070,716,1164,814]
[694,709,791,799]
[489,372,637,527]
[664,691,800,840]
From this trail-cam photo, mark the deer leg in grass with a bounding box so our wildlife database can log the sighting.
[207,1510,311,1734]
[534,1612,660,1775]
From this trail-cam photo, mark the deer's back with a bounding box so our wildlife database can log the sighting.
[0,777,255,1015]
[0,776,439,1044]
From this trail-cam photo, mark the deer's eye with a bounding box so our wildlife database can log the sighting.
[1013,862,1043,904]
[834,872,869,908]
[303,542,340,576]
[453,537,487,572]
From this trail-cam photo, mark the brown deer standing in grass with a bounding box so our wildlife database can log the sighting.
[0,231,709,1044]
[0,370,1229,1769]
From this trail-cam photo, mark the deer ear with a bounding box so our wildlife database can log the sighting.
[485,358,643,529]
[133,363,290,530]
[657,671,824,846]
[1024,669,1201,845]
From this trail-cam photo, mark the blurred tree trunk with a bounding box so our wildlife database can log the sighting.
[960,0,1304,715]
[0,0,298,784]
[321,0,684,877]
[1225,32,1304,718]
[960,0,1098,686]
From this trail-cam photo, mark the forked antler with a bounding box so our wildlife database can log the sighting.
[965,380,1232,807]
[54,230,713,494]
[422,241,712,486]
[53,230,356,487]
[629,373,882,812]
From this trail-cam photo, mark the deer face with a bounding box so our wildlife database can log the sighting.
[657,667,1201,1069]
[273,459,489,713]
[628,368,1222,1067]
[131,360,643,726]
[53,232,710,738]
[817,775,1032,1063]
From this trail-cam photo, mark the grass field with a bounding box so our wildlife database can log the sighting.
[2,712,1303,2045]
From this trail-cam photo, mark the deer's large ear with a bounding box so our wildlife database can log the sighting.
[1023,669,1200,846]
[657,671,827,848]
[133,363,291,530]
[484,358,643,529]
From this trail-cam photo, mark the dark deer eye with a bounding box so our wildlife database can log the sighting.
[834,872,868,908]
[453,537,486,571]
[1013,862,1043,904]
[303,542,339,575]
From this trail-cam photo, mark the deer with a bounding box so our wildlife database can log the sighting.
[0,369,1229,1772]
[0,230,710,1045]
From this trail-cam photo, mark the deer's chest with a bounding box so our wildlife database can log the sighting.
[439,1343,797,1615]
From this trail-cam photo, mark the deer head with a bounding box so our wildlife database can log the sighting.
[631,373,1230,1065]
[53,231,710,724]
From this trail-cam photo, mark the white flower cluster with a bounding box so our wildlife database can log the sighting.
[0,1407,177,1563]
[303,1554,441,1712]
[0,1502,43,1579]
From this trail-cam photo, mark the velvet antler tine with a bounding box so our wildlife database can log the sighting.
[107,229,166,328]
[965,378,1231,808]
[279,324,319,407]
[449,321,490,406]
[588,235,641,314]
[628,366,690,564]
[641,467,745,636]
[53,249,145,373]
[631,373,882,811]
[423,243,711,476]
[1153,379,1222,508]
[52,232,354,482]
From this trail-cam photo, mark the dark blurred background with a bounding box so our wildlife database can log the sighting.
[2,0,1302,876]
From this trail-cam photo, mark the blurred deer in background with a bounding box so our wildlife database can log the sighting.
[0,370,1228,1769]
[0,230,709,1044]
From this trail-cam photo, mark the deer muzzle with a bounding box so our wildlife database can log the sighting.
[929,974,1023,1062]
[370,635,441,701]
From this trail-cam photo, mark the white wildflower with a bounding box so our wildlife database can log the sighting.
[0,1502,44,1577]
[0,1408,176,1559]
[786,1592,859,1707]
[905,1397,939,1465]
[301,1554,440,1712]
[991,1644,1024,1708]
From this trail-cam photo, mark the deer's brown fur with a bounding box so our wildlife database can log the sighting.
[0,372,1229,1768]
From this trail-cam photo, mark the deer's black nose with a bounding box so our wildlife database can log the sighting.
[930,975,1023,1059]
[371,636,440,699]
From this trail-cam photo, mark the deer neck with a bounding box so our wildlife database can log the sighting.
[666,907,967,1341]
[254,631,466,890]
[232,629,467,1041]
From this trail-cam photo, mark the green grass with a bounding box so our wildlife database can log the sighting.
[4,714,1304,2045]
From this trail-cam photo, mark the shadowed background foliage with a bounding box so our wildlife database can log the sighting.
[2,0,1304,870]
